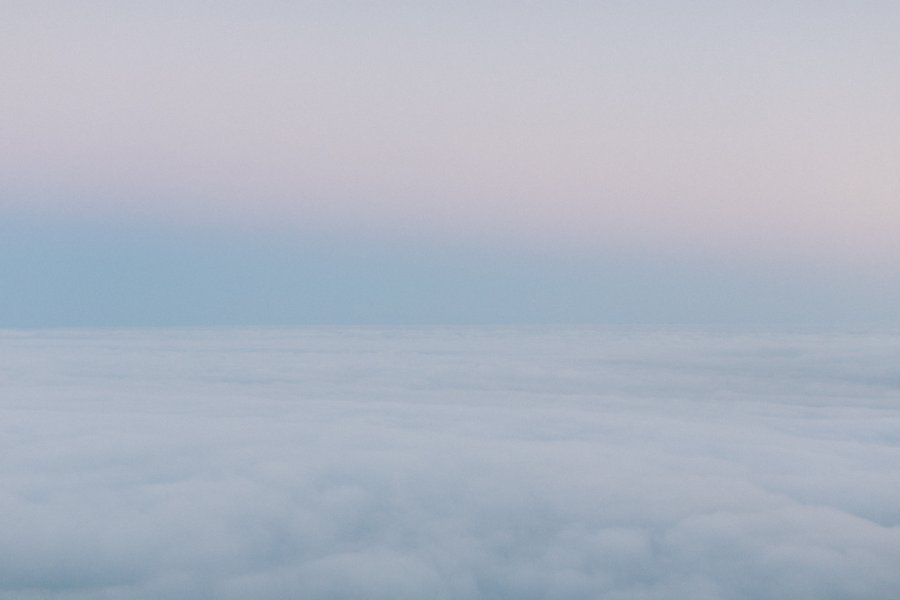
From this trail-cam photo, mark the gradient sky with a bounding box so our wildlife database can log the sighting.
[2,2,899,326]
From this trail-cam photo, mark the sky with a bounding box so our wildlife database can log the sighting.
[2,2,899,326]
[2,327,900,598]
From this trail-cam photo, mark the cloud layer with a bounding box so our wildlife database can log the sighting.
[2,327,899,599]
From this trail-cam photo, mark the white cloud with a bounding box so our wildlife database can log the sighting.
[1,327,899,599]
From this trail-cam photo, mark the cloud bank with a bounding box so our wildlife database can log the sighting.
[1,327,899,599]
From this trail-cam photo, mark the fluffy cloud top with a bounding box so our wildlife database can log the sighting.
[1,327,899,599]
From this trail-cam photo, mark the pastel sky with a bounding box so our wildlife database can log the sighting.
[2,2,899,326]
